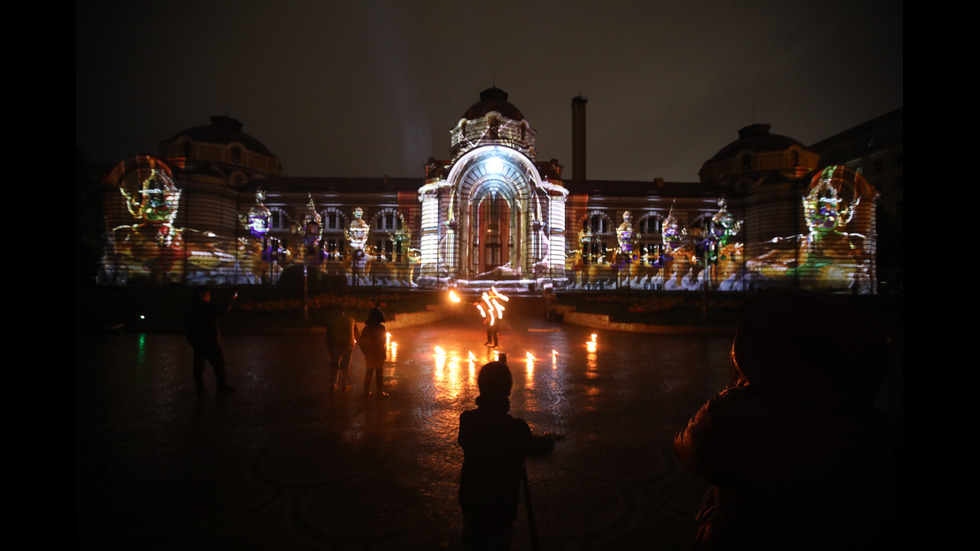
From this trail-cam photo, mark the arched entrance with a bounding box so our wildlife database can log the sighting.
[473,189,512,275]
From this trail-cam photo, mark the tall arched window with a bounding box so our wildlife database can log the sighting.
[636,213,663,265]
[372,209,405,262]
[321,208,347,261]
[581,212,613,264]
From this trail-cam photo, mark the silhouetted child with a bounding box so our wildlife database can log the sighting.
[458,361,554,550]
[358,307,387,396]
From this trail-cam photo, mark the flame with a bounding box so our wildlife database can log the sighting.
[479,287,509,327]
[525,351,536,361]
[448,290,461,303]
[435,346,446,355]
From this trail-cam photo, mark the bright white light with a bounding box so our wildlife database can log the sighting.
[486,157,504,174]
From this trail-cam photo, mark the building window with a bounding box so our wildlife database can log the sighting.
[584,213,609,234]
[322,208,346,231]
[231,146,243,163]
[269,207,289,230]
[636,214,663,265]
[321,208,347,261]
[376,211,402,231]
[581,212,613,264]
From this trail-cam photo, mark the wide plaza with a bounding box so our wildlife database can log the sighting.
[76,300,900,550]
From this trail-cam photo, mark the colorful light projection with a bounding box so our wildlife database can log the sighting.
[746,166,875,293]
[616,211,635,255]
[104,156,239,284]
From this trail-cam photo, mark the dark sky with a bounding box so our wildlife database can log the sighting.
[76,0,903,183]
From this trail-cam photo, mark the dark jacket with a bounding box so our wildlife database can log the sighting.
[458,398,554,528]
[358,323,387,365]
[185,299,231,348]
[674,289,899,550]
[325,312,359,350]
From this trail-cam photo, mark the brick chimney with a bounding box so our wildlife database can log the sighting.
[572,95,587,181]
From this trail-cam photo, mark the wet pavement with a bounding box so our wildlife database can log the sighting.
[75,306,740,550]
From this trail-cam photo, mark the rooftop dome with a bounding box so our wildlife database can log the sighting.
[161,116,274,156]
[705,124,804,163]
[463,87,524,121]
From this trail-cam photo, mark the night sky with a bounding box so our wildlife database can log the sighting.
[76,1,903,182]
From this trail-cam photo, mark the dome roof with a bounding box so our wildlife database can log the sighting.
[706,124,804,163]
[162,116,274,156]
[463,87,524,121]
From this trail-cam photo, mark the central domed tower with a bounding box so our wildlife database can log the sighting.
[418,88,566,288]
[450,87,536,162]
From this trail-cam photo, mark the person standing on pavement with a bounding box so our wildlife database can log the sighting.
[185,286,237,395]
[358,307,388,396]
[325,309,360,392]
[483,315,499,348]
[458,361,555,550]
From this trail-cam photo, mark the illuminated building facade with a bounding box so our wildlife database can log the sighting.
[99,89,887,294]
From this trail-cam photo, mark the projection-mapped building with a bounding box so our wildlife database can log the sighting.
[99,88,887,294]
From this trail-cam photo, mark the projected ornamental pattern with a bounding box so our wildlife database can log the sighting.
[97,90,880,294]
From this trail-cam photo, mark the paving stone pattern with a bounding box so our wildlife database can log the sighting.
[76,311,735,550]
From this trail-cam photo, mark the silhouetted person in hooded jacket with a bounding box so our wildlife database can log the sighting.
[458,361,554,550]
[674,288,900,550]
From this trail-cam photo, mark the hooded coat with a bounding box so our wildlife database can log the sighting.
[674,289,899,550]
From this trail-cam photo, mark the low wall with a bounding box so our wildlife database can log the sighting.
[556,305,734,335]
[383,304,451,329]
